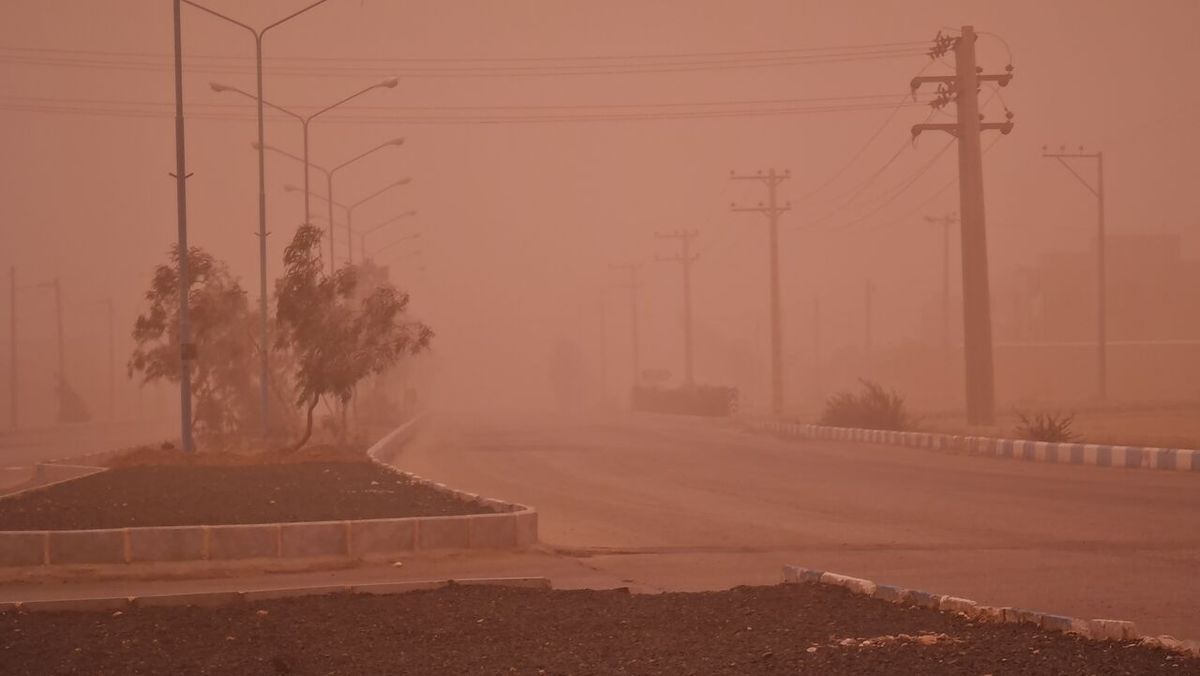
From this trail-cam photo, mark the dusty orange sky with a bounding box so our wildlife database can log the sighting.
[1,1,1198,421]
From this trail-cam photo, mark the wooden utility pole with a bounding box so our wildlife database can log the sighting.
[655,229,699,386]
[1041,146,1106,401]
[925,212,958,349]
[609,263,642,390]
[911,26,1013,426]
[731,169,790,416]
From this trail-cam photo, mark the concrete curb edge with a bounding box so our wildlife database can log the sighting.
[0,415,538,568]
[782,564,1200,658]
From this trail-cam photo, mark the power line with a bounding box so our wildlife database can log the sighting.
[0,40,931,64]
[0,99,930,125]
[0,91,930,114]
[0,48,928,79]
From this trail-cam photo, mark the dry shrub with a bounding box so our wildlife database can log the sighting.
[1014,411,1078,443]
[819,379,912,431]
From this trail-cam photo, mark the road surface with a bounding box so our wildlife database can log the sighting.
[0,419,177,469]
[395,410,1200,639]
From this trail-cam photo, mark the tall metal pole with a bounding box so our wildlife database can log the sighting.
[610,263,642,391]
[327,169,336,272]
[654,229,698,386]
[172,0,195,452]
[104,298,115,421]
[925,213,957,349]
[864,279,873,373]
[1041,146,1106,400]
[8,266,16,430]
[52,279,65,420]
[813,297,822,404]
[1097,152,1106,401]
[253,37,270,439]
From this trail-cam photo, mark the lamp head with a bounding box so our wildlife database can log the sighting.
[387,137,406,147]
[381,76,400,88]
[283,184,301,193]
[210,82,231,93]
[395,177,413,186]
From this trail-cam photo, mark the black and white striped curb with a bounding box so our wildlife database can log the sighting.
[783,565,1199,657]
[749,419,1200,473]
[0,576,551,614]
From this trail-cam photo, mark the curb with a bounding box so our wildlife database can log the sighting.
[748,419,1200,474]
[0,576,552,614]
[0,416,538,569]
[782,565,1200,658]
[0,463,108,499]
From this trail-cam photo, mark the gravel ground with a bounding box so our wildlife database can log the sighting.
[1,583,1194,675]
[0,462,492,530]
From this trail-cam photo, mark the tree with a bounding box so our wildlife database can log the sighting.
[128,246,259,441]
[275,224,433,451]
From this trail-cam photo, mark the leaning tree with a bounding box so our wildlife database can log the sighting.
[274,224,432,451]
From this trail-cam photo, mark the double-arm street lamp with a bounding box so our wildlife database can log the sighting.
[254,138,405,270]
[179,0,334,443]
[368,232,422,259]
[212,78,397,228]
[285,178,412,267]
[358,211,418,261]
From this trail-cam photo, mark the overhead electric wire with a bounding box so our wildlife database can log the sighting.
[0,40,931,64]
[0,99,931,125]
[0,53,928,79]
[0,91,930,114]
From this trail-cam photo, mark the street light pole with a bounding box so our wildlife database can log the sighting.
[213,83,399,272]
[250,135,405,272]
[182,0,334,441]
[172,0,194,451]
[287,179,413,268]
[359,211,418,260]
[328,138,406,266]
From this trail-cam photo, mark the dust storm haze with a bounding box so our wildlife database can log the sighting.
[1,0,1198,426]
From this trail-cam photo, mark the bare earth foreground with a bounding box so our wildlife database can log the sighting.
[3,584,1195,675]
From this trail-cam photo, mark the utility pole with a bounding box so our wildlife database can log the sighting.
[1041,145,1106,401]
[102,298,115,421]
[51,279,65,403]
[731,168,790,417]
[813,297,822,405]
[172,0,195,452]
[655,229,699,386]
[609,263,642,392]
[925,212,958,349]
[910,25,1014,426]
[8,266,15,430]
[864,280,874,373]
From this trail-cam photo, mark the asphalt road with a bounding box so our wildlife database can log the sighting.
[0,419,177,469]
[396,410,1200,639]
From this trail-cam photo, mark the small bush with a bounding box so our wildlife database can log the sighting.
[819,380,911,431]
[1014,411,1078,442]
